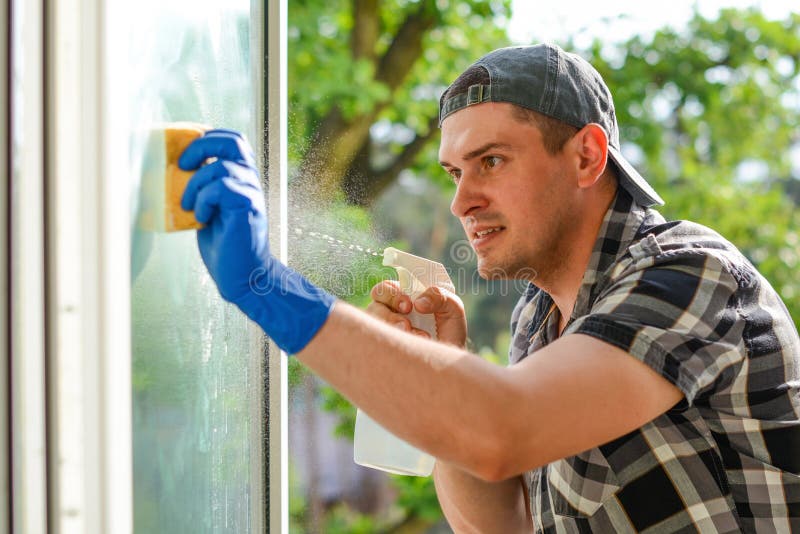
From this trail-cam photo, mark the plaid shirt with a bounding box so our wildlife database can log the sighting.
[509,189,800,533]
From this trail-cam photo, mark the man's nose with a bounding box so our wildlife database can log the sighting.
[449,174,486,218]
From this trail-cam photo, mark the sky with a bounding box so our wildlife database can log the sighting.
[508,0,798,46]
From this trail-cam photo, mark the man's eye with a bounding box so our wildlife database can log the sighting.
[448,169,461,182]
[484,156,502,169]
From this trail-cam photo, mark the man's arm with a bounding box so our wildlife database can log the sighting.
[433,462,532,533]
[295,302,683,481]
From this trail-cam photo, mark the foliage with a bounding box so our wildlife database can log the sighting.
[289,0,512,204]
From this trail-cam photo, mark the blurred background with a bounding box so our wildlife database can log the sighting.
[284,0,800,532]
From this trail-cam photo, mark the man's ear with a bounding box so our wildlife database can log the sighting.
[572,123,608,189]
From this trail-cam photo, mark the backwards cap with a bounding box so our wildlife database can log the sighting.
[439,43,663,207]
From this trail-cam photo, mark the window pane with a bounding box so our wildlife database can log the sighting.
[113,1,263,531]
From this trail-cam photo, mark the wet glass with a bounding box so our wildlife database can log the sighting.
[114,1,263,531]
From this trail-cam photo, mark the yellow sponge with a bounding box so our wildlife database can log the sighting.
[139,122,210,232]
[163,123,209,231]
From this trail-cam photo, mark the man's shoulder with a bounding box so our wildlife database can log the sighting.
[637,215,736,256]
[621,214,758,288]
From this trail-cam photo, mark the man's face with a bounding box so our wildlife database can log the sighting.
[439,102,577,281]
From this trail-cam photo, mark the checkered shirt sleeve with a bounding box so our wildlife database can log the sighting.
[566,247,744,406]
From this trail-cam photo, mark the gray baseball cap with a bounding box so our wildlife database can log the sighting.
[439,43,664,207]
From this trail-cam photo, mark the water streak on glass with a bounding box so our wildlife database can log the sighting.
[122,1,258,531]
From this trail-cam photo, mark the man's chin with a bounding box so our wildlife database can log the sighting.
[476,261,511,280]
[477,259,538,282]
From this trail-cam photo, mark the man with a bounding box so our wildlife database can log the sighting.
[178,44,800,532]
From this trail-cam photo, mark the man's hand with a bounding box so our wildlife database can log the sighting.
[178,129,335,354]
[367,280,468,348]
[178,129,267,302]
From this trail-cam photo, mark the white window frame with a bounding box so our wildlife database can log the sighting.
[266,0,289,532]
[9,0,49,530]
[43,0,132,529]
[1,0,11,530]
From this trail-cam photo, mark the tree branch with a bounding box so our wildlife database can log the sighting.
[351,0,379,61]
[298,0,439,202]
[375,0,438,90]
[374,114,441,183]
[343,113,441,205]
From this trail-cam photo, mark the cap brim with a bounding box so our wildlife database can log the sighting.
[607,146,664,207]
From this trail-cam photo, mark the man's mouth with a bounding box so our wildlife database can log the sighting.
[471,226,505,248]
[474,227,503,238]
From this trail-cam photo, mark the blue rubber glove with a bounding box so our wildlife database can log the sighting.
[178,129,336,354]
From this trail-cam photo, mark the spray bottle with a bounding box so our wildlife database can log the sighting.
[353,247,455,476]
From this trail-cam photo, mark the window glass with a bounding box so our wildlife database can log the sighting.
[117,1,262,531]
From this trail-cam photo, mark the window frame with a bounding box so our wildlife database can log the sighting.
[265,0,289,532]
